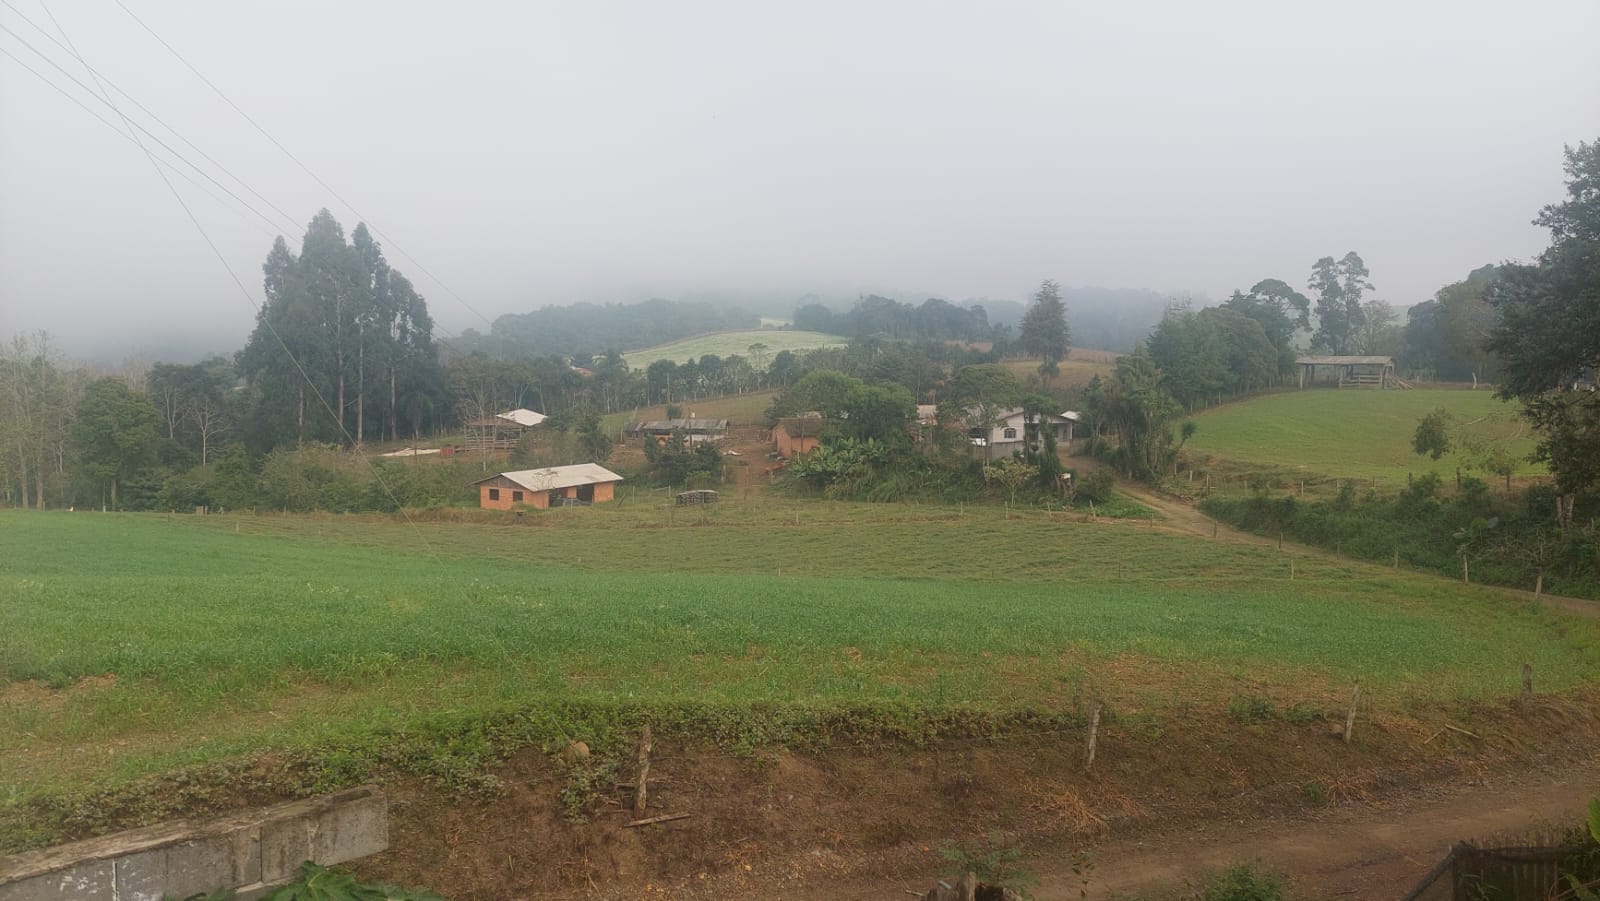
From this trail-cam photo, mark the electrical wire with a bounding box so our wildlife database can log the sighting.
[0,44,281,241]
[30,0,437,557]
[0,20,302,237]
[111,0,500,333]
[0,0,304,235]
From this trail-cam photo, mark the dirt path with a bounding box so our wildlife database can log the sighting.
[733,760,1599,900]
[1058,764,1597,899]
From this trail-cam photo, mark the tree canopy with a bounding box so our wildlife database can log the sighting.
[238,211,445,449]
[1308,252,1372,355]
[1018,279,1072,381]
[1486,139,1600,502]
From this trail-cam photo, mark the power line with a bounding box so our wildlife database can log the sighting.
[0,0,305,235]
[0,9,479,353]
[112,0,500,333]
[31,0,436,556]
[0,44,281,241]
[0,20,302,237]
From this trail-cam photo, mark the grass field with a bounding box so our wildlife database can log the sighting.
[1183,388,1541,484]
[4,504,1597,825]
[599,390,776,434]
[621,329,845,368]
[998,356,1114,391]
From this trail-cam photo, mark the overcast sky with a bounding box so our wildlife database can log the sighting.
[2,0,1596,359]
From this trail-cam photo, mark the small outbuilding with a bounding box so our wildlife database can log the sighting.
[627,418,729,446]
[474,463,623,510]
[1295,356,1399,389]
[773,417,826,458]
[464,408,548,451]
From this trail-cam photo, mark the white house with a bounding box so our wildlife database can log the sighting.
[967,407,1081,461]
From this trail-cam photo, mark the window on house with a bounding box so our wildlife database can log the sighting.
[488,488,500,500]
[512,490,523,502]
[1003,427,1017,439]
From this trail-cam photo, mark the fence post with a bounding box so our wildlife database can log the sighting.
[1521,664,1533,706]
[635,723,653,814]
[1084,703,1102,771]
[1343,683,1360,743]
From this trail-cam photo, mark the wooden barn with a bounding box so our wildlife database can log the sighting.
[774,417,826,458]
[1296,355,1404,389]
[473,464,622,510]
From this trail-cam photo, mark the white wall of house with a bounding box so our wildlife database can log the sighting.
[967,409,1078,461]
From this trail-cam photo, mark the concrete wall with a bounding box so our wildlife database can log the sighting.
[0,786,386,901]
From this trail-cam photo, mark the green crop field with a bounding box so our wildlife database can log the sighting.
[4,504,1597,831]
[621,329,845,368]
[1184,388,1541,483]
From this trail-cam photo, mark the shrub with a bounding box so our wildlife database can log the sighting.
[1077,469,1116,505]
[1193,862,1285,901]
[1226,694,1276,724]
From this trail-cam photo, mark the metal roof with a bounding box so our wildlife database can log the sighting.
[635,419,728,431]
[476,464,624,491]
[498,408,547,426]
[1296,355,1394,366]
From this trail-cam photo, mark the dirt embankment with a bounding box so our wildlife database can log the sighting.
[356,693,1600,899]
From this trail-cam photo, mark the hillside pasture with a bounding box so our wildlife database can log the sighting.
[997,352,1115,391]
[620,329,845,369]
[1183,388,1540,485]
[600,390,776,434]
[4,505,1596,821]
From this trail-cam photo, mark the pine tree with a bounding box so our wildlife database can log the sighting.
[1019,279,1071,382]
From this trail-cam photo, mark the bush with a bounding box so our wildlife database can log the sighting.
[1194,863,1285,901]
[1077,468,1115,504]
[1226,694,1276,724]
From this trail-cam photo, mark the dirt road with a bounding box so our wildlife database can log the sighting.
[1053,764,1598,899]
[731,761,1598,900]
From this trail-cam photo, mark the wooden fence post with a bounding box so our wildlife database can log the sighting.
[1084,703,1102,771]
[1343,683,1360,743]
[635,724,653,815]
[1462,555,1469,584]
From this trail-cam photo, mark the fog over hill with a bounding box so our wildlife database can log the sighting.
[3,2,1591,364]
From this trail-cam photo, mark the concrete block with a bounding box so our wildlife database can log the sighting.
[0,786,385,901]
[113,848,167,901]
[310,792,388,867]
[62,859,115,895]
[258,815,311,885]
[0,860,114,900]
[228,824,262,887]
[162,836,233,899]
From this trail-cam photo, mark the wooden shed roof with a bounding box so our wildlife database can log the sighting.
[1296,355,1394,366]
[634,418,729,432]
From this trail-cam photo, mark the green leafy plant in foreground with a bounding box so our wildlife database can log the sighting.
[173,861,445,901]
[941,837,1039,897]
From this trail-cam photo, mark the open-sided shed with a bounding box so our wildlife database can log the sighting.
[1296,355,1398,389]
